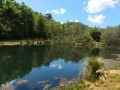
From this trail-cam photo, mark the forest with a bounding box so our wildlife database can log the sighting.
[0,0,120,46]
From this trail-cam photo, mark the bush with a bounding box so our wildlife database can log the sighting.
[90,27,101,42]
[63,81,87,90]
[86,57,104,82]
[101,26,120,46]
[75,32,93,44]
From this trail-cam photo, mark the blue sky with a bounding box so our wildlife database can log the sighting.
[16,0,120,28]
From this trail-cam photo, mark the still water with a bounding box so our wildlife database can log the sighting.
[0,45,120,90]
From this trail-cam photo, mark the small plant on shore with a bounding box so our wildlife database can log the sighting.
[63,80,88,90]
[118,87,120,90]
[86,57,104,82]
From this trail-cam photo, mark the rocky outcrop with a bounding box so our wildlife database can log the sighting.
[96,68,107,80]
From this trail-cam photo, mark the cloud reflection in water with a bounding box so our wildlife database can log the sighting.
[50,64,63,69]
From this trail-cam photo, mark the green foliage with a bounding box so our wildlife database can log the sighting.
[34,14,46,38]
[63,81,87,90]
[0,0,36,40]
[45,13,52,20]
[0,0,92,43]
[89,48,100,56]
[101,26,120,46]
[75,31,92,44]
[90,27,101,42]
[86,57,104,82]
[45,19,61,39]
[0,0,120,46]
[53,22,90,44]
[118,87,120,90]
[0,0,46,40]
[87,57,103,75]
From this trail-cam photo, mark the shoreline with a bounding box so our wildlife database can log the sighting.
[65,62,120,90]
[0,41,120,48]
[0,40,50,46]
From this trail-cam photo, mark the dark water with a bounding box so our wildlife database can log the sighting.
[0,45,120,90]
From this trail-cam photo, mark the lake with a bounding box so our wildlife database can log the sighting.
[0,45,120,90]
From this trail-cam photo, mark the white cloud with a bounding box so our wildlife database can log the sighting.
[50,63,63,69]
[52,8,66,14]
[85,0,119,13]
[57,64,63,69]
[52,9,60,14]
[45,10,51,14]
[60,8,66,14]
[46,10,50,13]
[75,20,79,22]
[50,64,57,68]
[88,15,106,24]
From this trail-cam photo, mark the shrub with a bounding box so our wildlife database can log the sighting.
[90,27,101,42]
[75,32,93,44]
[101,26,120,46]
[63,81,87,90]
[86,57,104,82]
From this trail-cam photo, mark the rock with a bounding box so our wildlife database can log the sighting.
[37,80,49,84]
[0,86,15,90]
[108,70,120,74]
[96,68,105,74]
[43,84,51,90]
[95,83,98,87]
[60,84,64,87]
[17,80,28,85]
[102,59,120,69]
[96,68,107,80]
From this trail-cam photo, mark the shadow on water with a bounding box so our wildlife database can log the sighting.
[0,45,120,89]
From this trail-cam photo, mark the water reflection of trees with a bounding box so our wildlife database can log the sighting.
[99,48,120,60]
[0,45,120,86]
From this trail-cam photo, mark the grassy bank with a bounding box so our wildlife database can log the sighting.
[0,39,50,46]
[0,40,107,47]
[75,42,107,47]
[64,73,120,90]
[64,58,120,90]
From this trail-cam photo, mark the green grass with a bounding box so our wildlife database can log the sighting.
[87,57,104,74]
[86,57,104,82]
[91,42,107,47]
[62,81,88,90]
[118,87,120,90]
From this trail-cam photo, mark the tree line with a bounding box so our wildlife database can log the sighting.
[0,0,120,46]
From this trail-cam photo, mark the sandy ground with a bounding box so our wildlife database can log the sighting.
[81,70,120,90]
